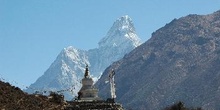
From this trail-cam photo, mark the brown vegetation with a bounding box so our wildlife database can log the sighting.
[0,81,66,110]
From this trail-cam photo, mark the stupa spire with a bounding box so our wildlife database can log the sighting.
[84,64,89,78]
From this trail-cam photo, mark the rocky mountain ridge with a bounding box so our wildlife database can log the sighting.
[96,10,220,110]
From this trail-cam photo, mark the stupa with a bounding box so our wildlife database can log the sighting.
[77,65,100,101]
[66,65,124,110]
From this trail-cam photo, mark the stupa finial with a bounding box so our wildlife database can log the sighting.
[84,64,89,78]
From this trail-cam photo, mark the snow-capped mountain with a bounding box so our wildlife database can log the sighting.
[26,15,141,100]
[89,15,141,77]
[27,46,88,99]
[99,15,140,48]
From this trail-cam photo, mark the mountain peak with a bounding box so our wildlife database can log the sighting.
[61,46,78,58]
[98,15,141,48]
[115,15,134,32]
[117,15,131,23]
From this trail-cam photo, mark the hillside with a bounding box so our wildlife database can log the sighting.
[0,81,66,109]
[96,10,220,110]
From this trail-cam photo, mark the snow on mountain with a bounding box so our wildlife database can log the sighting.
[26,46,88,100]
[26,15,142,100]
[89,15,141,77]
[99,15,141,48]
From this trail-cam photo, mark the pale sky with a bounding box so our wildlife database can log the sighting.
[0,0,220,89]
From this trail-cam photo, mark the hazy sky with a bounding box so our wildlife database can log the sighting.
[1,0,220,89]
